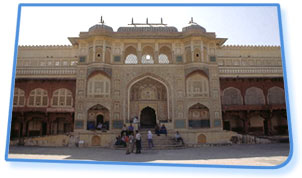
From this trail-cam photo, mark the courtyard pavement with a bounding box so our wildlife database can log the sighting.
[7,143,290,166]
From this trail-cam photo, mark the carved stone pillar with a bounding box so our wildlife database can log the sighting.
[154,51,159,64]
[92,41,96,62]
[200,41,204,62]
[137,51,142,64]
[102,40,106,63]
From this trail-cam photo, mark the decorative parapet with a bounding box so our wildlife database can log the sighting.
[18,45,73,49]
[217,57,282,67]
[218,66,283,77]
[16,67,77,77]
[222,45,280,49]
[16,59,78,68]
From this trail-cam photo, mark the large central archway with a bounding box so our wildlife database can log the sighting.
[140,106,156,128]
[128,76,168,125]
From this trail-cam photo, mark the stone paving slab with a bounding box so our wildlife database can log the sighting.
[8,143,290,166]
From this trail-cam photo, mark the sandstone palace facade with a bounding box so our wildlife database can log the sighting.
[10,19,288,147]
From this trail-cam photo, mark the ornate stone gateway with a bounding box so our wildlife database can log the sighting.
[140,106,156,128]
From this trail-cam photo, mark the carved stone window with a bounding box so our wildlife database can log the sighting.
[142,54,154,64]
[125,54,138,64]
[13,88,25,107]
[222,87,243,105]
[87,74,110,97]
[158,54,169,64]
[245,87,265,105]
[186,72,209,97]
[267,86,285,104]
[28,88,48,107]
[51,88,73,107]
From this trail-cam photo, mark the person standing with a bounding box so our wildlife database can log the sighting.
[135,130,142,154]
[133,116,139,131]
[129,133,135,153]
[125,134,130,154]
[126,133,135,154]
[127,124,134,136]
[147,130,154,149]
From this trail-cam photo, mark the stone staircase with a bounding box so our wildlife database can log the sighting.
[115,129,185,150]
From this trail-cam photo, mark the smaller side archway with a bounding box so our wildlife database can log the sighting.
[87,104,110,131]
[188,103,210,129]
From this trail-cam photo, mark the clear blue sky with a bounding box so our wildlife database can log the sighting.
[18,6,280,46]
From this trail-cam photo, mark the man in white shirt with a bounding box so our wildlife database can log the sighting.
[147,130,154,149]
[175,131,184,145]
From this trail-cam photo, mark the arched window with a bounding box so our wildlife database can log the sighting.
[222,87,243,105]
[124,46,137,64]
[267,87,285,104]
[13,88,25,107]
[125,54,138,64]
[142,54,154,64]
[245,87,265,105]
[87,74,110,97]
[158,54,169,64]
[28,88,48,107]
[186,72,209,97]
[159,46,171,64]
[51,88,73,107]
[142,46,154,64]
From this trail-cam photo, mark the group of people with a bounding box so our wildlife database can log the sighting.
[115,130,142,154]
[115,127,185,155]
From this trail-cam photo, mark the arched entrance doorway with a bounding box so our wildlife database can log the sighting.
[140,107,156,128]
[96,115,104,125]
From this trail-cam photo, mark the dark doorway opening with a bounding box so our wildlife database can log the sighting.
[140,107,156,128]
[223,121,231,131]
[97,115,104,125]
[264,120,269,135]
[42,122,47,136]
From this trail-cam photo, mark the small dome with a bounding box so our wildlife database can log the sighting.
[88,24,113,33]
[182,24,206,33]
[117,26,178,33]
